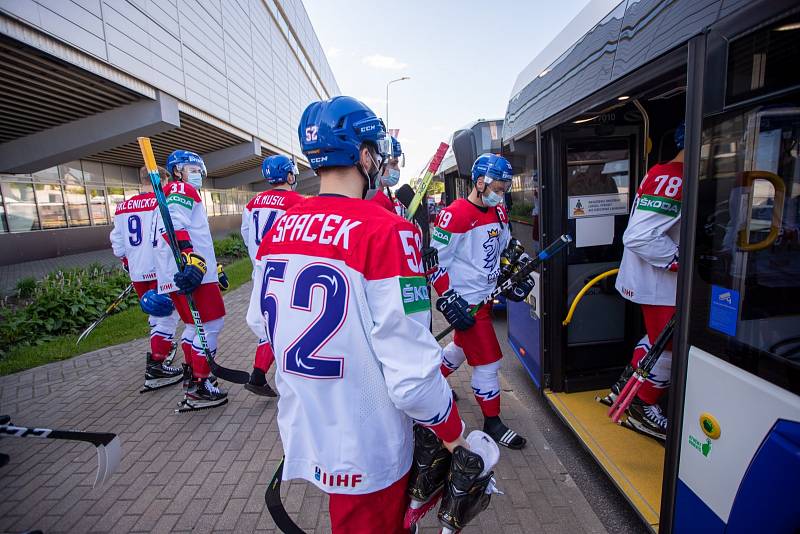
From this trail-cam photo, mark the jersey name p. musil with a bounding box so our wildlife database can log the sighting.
[241,189,305,263]
[109,192,159,282]
[246,196,460,495]
[430,199,511,304]
[154,181,218,294]
[616,161,683,306]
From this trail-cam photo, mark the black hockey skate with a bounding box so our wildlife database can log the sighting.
[140,352,183,393]
[176,377,228,413]
[483,416,526,449]
[622,398,667,443]
[596,365,634,407]
[438,446,495,533]
[244,369,277,398]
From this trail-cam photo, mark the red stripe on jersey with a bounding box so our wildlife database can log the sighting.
[257,196,424,280]
[638,162,684,200]
[435,199,508,234]
[164,181,202,202]
[115,192,157,215]
[246,189,305,210]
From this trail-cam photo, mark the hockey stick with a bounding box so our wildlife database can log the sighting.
[405,142,449,221]
[608,315,676,423]
[0,416,121,487]
[76,283,134,344]
[137,137,249,384]
[435,235,573,341]
[265,456,306,534]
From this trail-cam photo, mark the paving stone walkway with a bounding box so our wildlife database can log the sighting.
[0,282,608,534]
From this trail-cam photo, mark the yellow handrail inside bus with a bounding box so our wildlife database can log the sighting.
[737,171,786,252]
[562,268,619,326]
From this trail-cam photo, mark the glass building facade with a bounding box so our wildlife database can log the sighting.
[0,161,253,234]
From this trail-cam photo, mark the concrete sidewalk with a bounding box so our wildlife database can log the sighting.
[0,281,609,533]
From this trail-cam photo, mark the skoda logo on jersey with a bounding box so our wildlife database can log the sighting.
[399,276,430,314]
[483,228,501,270]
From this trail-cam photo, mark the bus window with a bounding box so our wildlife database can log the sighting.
[692,103,800,394]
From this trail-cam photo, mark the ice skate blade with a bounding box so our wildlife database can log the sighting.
[404,491,443,529]
[175,398,228,413]
[244,382,278,397]
[618,418,666,444]
[139,375,183,393]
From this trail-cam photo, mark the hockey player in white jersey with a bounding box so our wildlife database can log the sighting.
[241,154,305,397]
[246,96,468,533]
[155,150,227,410]
[109,166,181,391]
[610,122,685,441]
[370,135,403,212]
[431,153,535,450]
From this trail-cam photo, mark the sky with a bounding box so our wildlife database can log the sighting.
[303,0,591,182]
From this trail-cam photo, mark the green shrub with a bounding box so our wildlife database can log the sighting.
[214,233,247,259]
[510,201,534,219]
[0,264,134,357]
[15,277,37,299]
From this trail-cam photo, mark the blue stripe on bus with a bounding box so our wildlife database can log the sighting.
[674,479,725,534]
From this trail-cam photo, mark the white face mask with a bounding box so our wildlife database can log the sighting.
[382,169,400,187]
[187,172,203,190]
[483,190,504,207]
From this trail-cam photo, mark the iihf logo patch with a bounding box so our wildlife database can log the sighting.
[483,228,501,270]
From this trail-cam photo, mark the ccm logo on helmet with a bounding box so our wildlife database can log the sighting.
[360,124,377,132]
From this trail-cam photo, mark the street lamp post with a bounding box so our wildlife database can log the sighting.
[385,76,410,129]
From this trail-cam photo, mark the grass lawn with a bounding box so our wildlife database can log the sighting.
[0,257,253,376]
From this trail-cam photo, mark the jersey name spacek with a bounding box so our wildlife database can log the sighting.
[430,199,511,304]
[616,161,683,306]
[246,196,460,495]
[109,192,159,282]
[154,181,218,294]
[241,189,305,263]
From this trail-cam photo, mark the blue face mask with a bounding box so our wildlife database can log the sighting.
[382,169,400,187]
[483,190,504,207]
[187,172,203,190]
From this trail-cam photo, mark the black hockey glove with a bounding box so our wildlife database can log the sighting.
[174,251,206,294]
[421,246,439,275]
[502,255,535,302]
[436,289,475,331]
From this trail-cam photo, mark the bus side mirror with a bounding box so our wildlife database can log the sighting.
[452,128,478,179]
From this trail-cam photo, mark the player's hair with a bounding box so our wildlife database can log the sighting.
[139,165,170,185]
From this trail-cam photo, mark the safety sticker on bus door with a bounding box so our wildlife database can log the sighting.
[709,285,740,336]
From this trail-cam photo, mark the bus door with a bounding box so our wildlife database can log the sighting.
[543,125,643,392]
[669,12,800,531]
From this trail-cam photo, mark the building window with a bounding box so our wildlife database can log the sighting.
[124,188,141,200]
[34,183,67,229]
[1,182,39,232]
[107,186,125,216]
[64,184,91,227]
[89,188,109,225]
[59,162,83,185]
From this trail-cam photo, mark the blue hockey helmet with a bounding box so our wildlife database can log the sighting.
[471,153,513,185]
[390,136,402,159]
[166,150,207,180]
[262,154,297,184]
[674,122,685,150]
[298,96,387,171]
